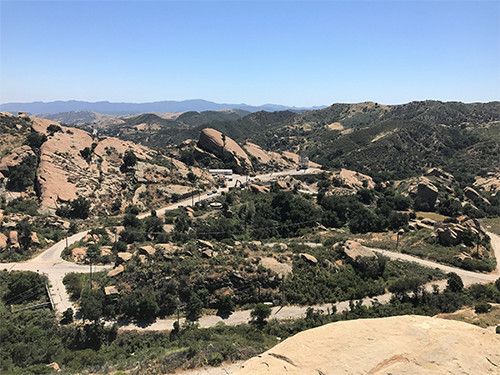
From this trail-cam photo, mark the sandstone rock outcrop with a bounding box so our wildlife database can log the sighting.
[20,116,213,212]
[234,315,500,375]
[474,172,500,193]
[8,230,19,248]
[299,253,318,264]
[464,186,490,205]
[0,233,7,250]
[437,227,460,246]
[416,177,438,208]
[107,265,124,277]
[0,145,35,175]
[198,128,252,173]
[243,142,296,169]
[425,167,453,181]
[344,240,376,261]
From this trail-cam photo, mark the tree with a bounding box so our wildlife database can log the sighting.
[86,243,100,264]
[61,308,74,324]
[70,197,91,219]
[216,295,234,316]
[250,303,271,326]
[137,293,159,321]
[446,272,464,293]
[47,124,62,136]
[475,302,491,314]
[348,205,381,234]
[25,132,47,150]
[80,288,104,323]
[145,215,164,240]
[6,155,37,191]
[5,271,45,303]
[16,219,33,251]
[186,293,203,320]
[80,147,92,162]
[57,197,91,219]
[122,150,137,170]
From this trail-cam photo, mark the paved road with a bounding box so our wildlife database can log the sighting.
[1,165,498,324]
[120,231,500,331]
[1,168,322,314]
[141,167,323,218]
[0,232,111,314]
[489,232,500,274]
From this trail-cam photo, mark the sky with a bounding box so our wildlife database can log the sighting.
[0,0,499,107]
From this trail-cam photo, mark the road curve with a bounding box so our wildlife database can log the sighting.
[120,231,500,331]
[0,231,111,314]
[1,167,498,323]
[1,168,322,314]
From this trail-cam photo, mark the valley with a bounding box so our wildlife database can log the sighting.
[0,101,499,374]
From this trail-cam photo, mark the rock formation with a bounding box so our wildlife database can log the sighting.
[464,186,490,205]
[234,315,500,375]
[0,145,35,175]
[0,116,213,212]
[198,128,252,173]
[415,177,438,208]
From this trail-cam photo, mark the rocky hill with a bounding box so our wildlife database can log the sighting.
[0,113,215,215]
[234,315,500,375]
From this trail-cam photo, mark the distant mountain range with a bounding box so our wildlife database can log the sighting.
[0,99,325,115]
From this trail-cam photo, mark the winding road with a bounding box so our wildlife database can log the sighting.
[1,167,499,328]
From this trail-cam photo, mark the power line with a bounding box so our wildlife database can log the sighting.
[115,218,321,237]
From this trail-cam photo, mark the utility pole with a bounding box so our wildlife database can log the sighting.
[396,229,404,250]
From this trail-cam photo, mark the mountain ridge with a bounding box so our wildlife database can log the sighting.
[0,99,325,115]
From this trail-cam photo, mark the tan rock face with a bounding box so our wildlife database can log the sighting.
[36,122,93,206]
[234,315,500,375]
[299,253,318,264]
[8,231,19,248]
[0,145,35,175]
[333,168,375,190]
[243,142,296,169]
[107,264,124,277]
[464,186,490,205]
[416,176,438,207]
[0,233,8,250]
[27,117,209,211]
[198,128,252,173]
[344,240,377,261]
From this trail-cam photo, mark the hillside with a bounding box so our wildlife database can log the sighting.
[242,101,500,181]
[0,113,216,215]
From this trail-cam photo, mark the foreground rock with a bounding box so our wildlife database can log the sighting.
[233,315,500,375]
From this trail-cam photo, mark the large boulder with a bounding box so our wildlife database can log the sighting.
[337,168,375,190]
[8,231,19,248]
[198,128,252,173]
[416,177,438,208]
[344,240,376,262]
[299,253,318,264]
[233,315,500,375]
[437,227,460,246]
[0,233,7,250]
[464,187,490,205]
[425,167,454,181]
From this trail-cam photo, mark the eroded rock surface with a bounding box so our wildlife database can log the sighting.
[198,128,252,173]
[234,315,500,375]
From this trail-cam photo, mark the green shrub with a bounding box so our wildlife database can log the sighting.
[474,301,491,314]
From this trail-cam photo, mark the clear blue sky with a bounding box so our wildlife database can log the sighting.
[1,0,499,107]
